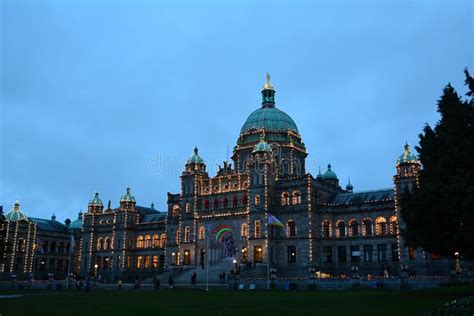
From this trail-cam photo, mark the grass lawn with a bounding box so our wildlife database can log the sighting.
[1,286,473,316]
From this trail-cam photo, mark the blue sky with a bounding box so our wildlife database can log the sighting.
[1,0,473,221]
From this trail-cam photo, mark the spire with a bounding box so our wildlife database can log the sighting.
[346,177,353,192]
[107,200,111,209]
[51,213,56,221]
[261,72,276,108]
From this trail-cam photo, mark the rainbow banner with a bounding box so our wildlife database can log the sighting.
[268,214,284,227]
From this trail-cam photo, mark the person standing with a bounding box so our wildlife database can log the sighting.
[168,275,174,289]
[153,276,160,290]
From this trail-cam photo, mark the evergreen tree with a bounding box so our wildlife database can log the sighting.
[401,69,474,259]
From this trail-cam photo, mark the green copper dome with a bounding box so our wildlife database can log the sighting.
[88,192,103,207]
[6,200,29,222]
[120,187,136,203]
[187,146,205,164]
[69,211,83,230]
[252,138,272,153]
[322,164,338,180]
[240,107,299,135]
[396,143,418,165]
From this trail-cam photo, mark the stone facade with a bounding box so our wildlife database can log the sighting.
[1,76,451,281]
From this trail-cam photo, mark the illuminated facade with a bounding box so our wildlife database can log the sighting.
[1,75,447,281]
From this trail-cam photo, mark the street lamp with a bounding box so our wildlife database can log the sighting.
[171,252,176,266]
[454,252,462,275]
[94,264,98,277]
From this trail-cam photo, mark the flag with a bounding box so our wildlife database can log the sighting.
[36,238,44,254]
[268,214,284,227]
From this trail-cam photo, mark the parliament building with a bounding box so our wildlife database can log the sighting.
[1,75,446,281]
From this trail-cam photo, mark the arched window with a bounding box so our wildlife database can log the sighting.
[222,197,229,208]
[242,194,248,205]
[362,219,373,236]
[145,235,152,248]
[58,242,65,253]
[232,196,238,207]
[172,205,180,217]
[336,220,346,237]
[176,229,181,244]
[390,216,398,235]
[254,195,260,206]
[97,239,103,251]
[42,241,49,253]
[199,226,205,240]
[287,220,296,237]
[321,220,331,238]
[204,199,209,210]
[160,234,167,248]
[349,219,359,237]
[137,235,144,249]
[213,198,219,209]
[281,192,290,206]
[104,238,111,250]
[376,217,388,235]
[241,223,249,239]
[185,203,191,213]
[153,234,160,248]
[292,191,302,205]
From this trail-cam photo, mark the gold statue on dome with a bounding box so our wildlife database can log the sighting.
[262,72,275,91]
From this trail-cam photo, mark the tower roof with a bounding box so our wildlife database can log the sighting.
[69,211,83,230]
[88,192,103,207]
[322,163,338,180]
[396,143,419,166]
[187,146,205,164]
[120,187,136,203]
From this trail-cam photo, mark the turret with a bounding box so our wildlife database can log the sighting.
[185,146,206,173]
[88,192,103,213]
[119,187,136,211]
[322,163,339,187]
[394,143,420,193]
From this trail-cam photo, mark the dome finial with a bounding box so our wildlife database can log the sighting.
[194,146,198,155]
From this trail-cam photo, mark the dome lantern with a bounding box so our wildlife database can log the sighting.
[261,73,276,108]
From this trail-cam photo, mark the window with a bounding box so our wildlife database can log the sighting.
[322,220,331,238]
[213,198,219,209]
[349,220,359,236]
[222,197,229,208]
[185,203,191,213]
[376,217,388,235]
[50,242,57,253]
[204,199,209,210]
[152,255,158,268]
[145,256,150,269]
[184,226,191,243]
[281,192,290,206]
[362,219,373,236]
[232,196,238,207]
[137,256,143,269]
[104,238,110,250]
[241,223,249,239]
[391,243,399,261]
[323,246,332,263]
[336,220,346,237]
[254,195,260,206]
[287,246,297,263]
[408,247,416,260]
[176,229,181,244]
[364,245,373,262]
[137,236,144,249]
[97,238,103,251]
[199,226,205,241]
[390,216,398,235]
[172,205,180,217]
[350,245,360,263]
[377,244,387,262]
[160,234,167,248]
[242,194,248,205]
[153,234,160,248]
[254,220,261,238]
[145,235,152,248]
[292,191,301,205]
[127,256,132,268]
[337,246,347,263]
[287,220,296,237]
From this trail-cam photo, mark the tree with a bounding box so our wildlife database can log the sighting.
[401,69,474,259]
